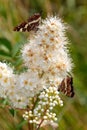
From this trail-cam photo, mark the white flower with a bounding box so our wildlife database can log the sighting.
[21,16,73,92]
[41,120,58,129]
[23,85,63,123]
[6,69,48,108]
[0,15,73,109]
[8,92,29,108]
[0,62,14,98]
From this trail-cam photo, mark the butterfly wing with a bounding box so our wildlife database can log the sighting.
[58,76,75,97]
[13,13,41,32]
[13,21,27,32]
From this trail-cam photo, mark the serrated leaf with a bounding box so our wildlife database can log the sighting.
[13,58,23,67]
[12,42,23,57]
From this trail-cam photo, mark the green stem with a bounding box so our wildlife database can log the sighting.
[28,97,38,130]
[28,121,34,130]
[36,119,44,130]
[32,96,39,110]
[28,122,31,130]
[35,105,49,130]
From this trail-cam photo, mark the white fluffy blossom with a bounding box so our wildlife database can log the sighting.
[0,62,14,98]
[0,16,73,109]
[21,16,73,95]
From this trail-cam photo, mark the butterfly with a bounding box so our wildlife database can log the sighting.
[13,13,41,32]
[58,76,75,97]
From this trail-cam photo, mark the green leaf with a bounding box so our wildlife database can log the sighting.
[0,50,11,56]
[12,42,24,57]
[0,98,9,108]
[16,120,27,130]
[9,108,17,117]
[0,37,12,52]
[13,58,23,67]
[0,6,7,19]
[0,50,12,62]
[0,98,5,104]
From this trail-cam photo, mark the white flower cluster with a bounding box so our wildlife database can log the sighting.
[0,62,14,98]
[0,16,72,109]
[0,62,31,108]
[22,16,72,94]
[23,86,63,124]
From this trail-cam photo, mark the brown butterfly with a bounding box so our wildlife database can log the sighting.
[58,76,75,97]
[13,13,41,32]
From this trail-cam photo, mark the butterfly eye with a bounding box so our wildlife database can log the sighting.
[13,13,41,32]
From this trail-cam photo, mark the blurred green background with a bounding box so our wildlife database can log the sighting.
[0,0,87,130]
